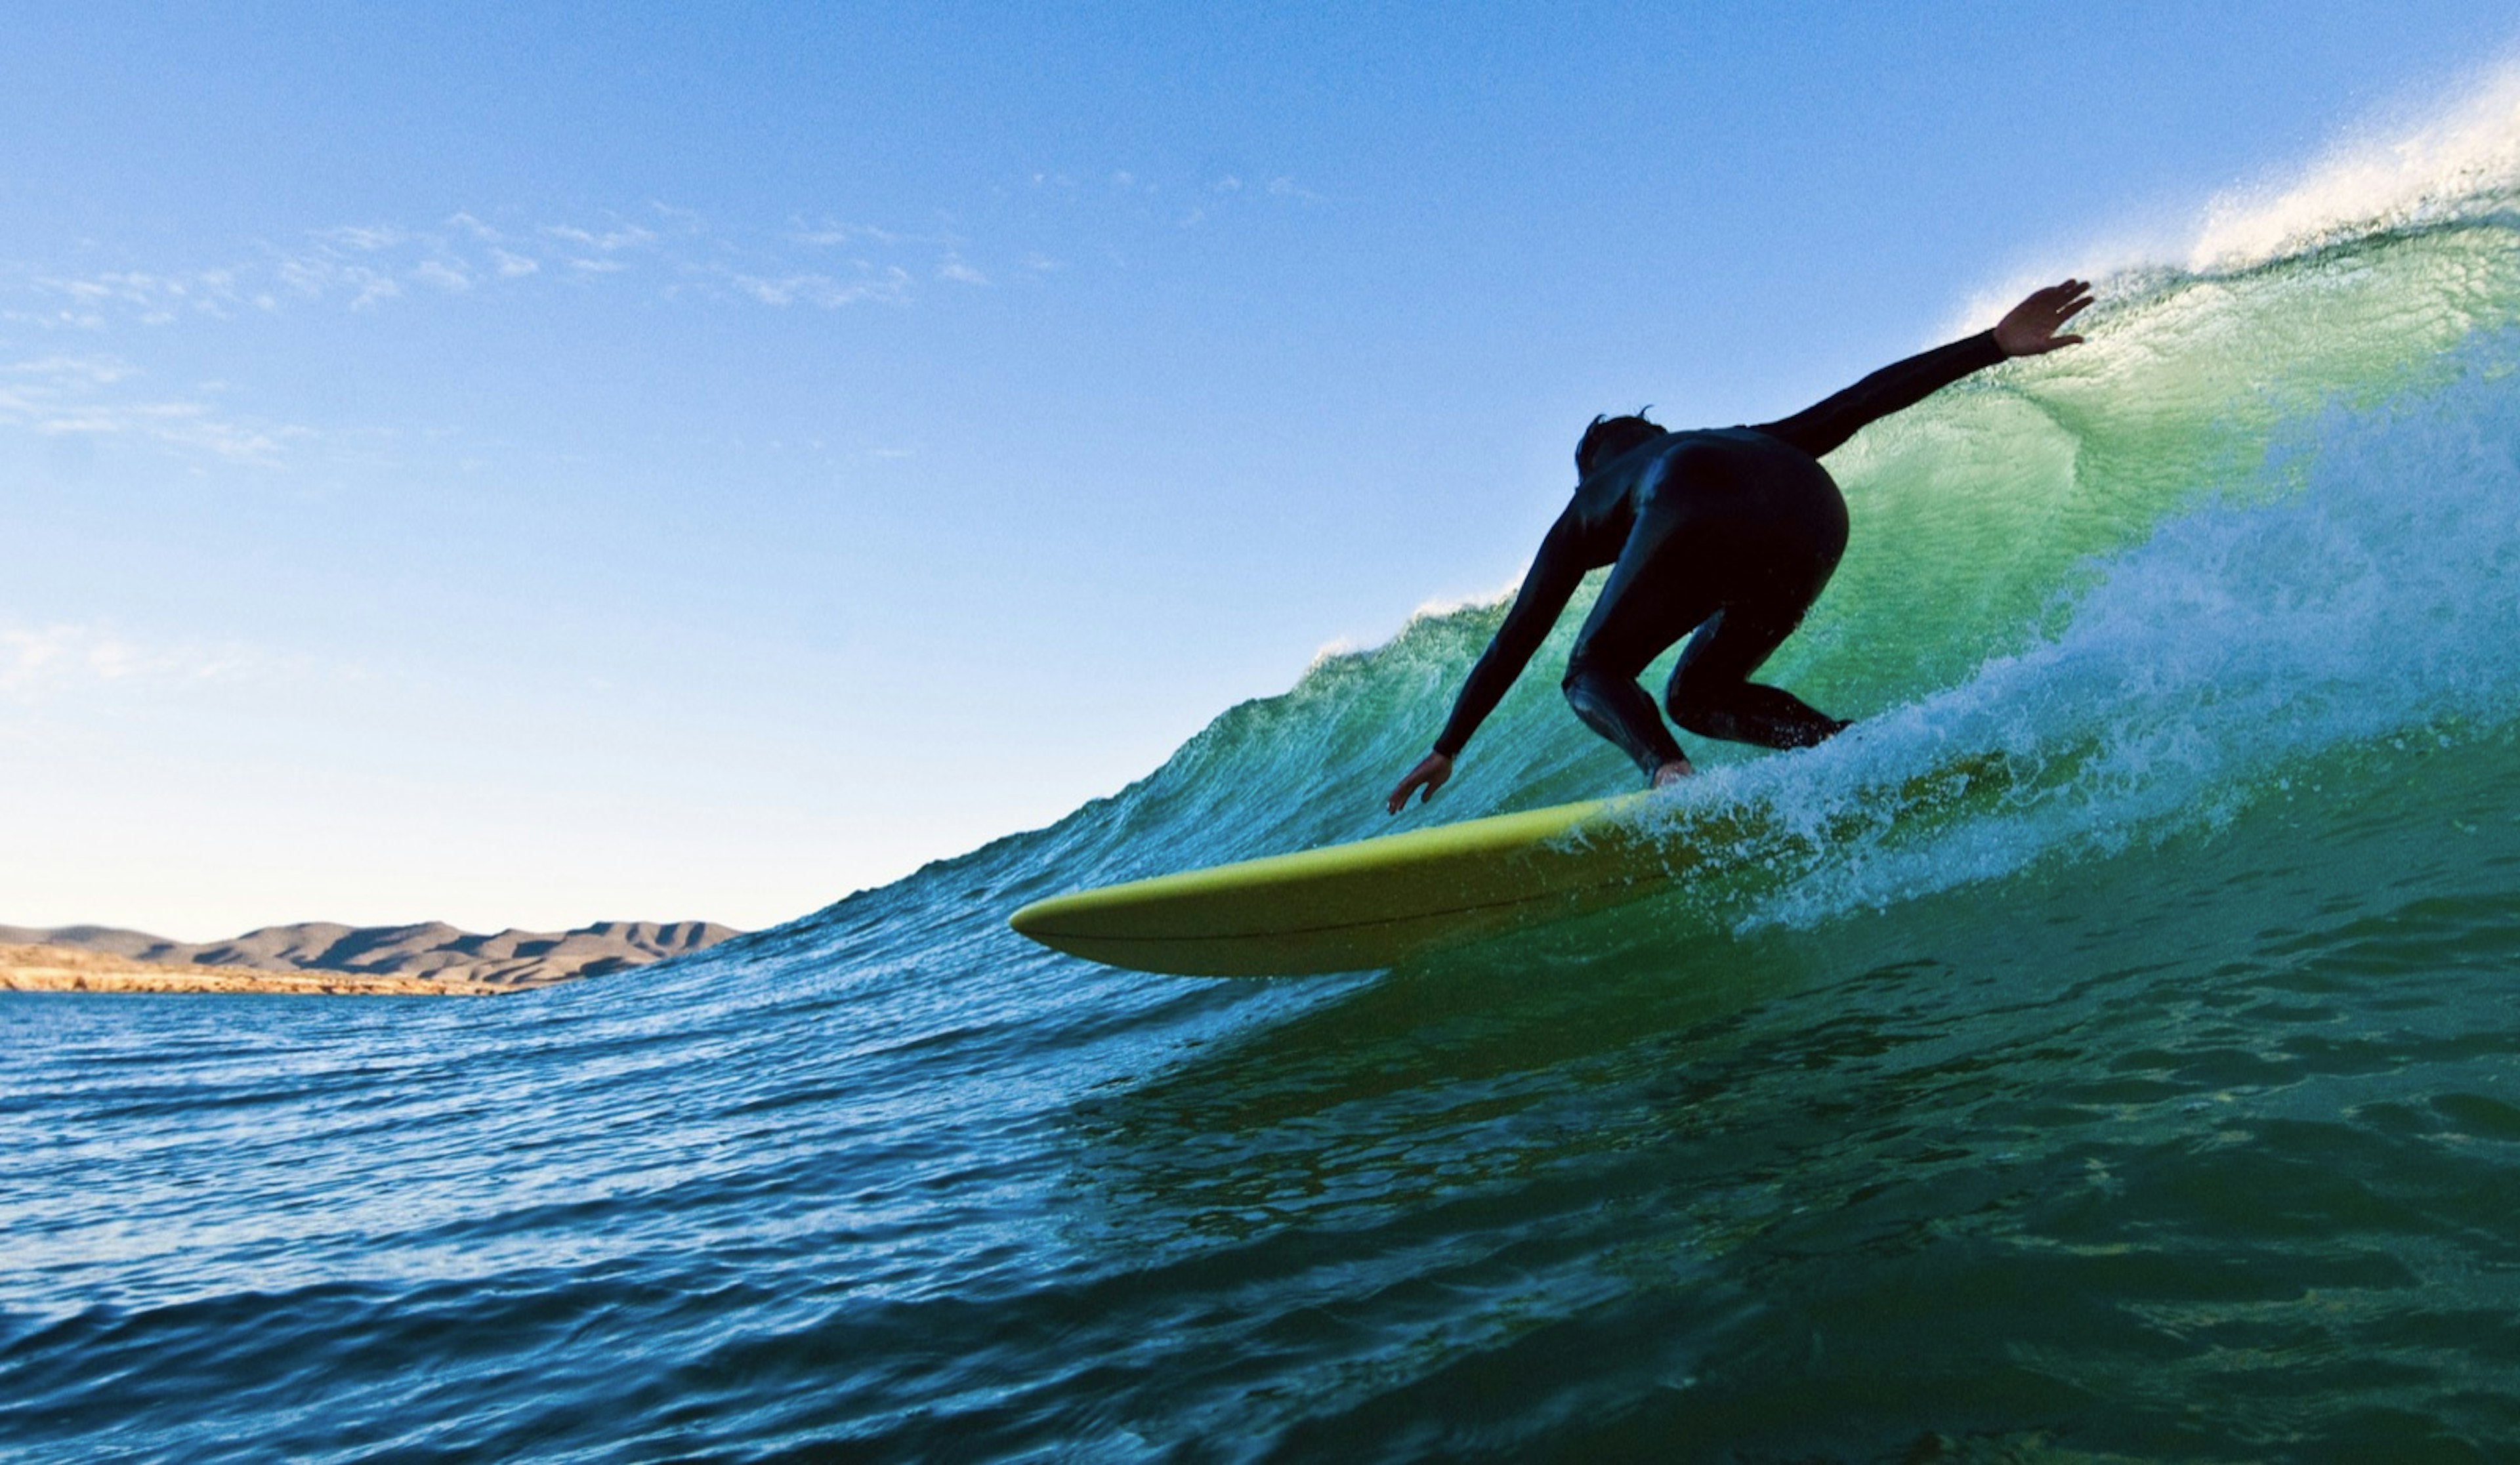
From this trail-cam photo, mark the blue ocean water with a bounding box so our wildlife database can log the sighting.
[12,119,2520,1463]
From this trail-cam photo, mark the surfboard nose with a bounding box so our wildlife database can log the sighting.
[1007,897,1060,939]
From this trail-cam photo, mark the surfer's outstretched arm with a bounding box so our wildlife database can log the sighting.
[1387,512,1592,813]
[1752,280,2091,458]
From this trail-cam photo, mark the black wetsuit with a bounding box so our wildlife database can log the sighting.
[1431,329,2007,778]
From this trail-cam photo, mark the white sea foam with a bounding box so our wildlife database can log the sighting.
[2191,61,2520,271]
[1953,58,2520,341]
[1735,329,2520,929]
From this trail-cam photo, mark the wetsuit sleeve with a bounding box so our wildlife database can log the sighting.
[1431,510,1591,759]
[1750,329,2007,459]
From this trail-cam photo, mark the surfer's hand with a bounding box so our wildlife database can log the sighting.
[1650,757,1696,788]
[1386,752,1453,815]
[1994,279,2093,357]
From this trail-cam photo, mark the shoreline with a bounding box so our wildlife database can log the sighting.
[0,943,510,996]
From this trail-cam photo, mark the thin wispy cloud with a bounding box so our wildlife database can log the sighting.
[7,355,137,387]
[648,200,709,231]
[540,222,659,253]
[413,259,472,293]
[2,168,1324,332]
[0,622,284,702]
[275,252,402,309]
[0,354,310,465]
[314,224,409,252]
[12,268,261,328]
[1040,165,1323,230]
[791,221,920,247]
[728,267,912,308]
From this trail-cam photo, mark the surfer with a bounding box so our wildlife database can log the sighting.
[1387,280,2093,813]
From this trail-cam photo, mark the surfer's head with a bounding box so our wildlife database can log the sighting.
[1575,412,1663,480]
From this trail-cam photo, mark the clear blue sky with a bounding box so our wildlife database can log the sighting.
[4,2,2514,938]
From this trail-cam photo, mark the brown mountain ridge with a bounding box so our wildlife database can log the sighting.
[0,919,742,994]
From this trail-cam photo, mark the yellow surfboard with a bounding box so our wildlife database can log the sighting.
[1008,751,2009,977]
[1009,794,1744,977]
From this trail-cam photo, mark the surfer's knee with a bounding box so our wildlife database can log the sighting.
[1562,656,1633,714]
[1560,663,1630,748]
[1662,666,1716,727]
[1560,662,1599,715]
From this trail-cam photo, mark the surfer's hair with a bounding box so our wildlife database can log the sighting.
[1576,411,1663,480]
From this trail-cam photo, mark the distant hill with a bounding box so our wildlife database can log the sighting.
[0,920,744,991]
[0,943,507,996]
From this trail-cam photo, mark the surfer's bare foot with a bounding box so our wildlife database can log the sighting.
[1650,757,1696,788]
[1386,751,1454,814]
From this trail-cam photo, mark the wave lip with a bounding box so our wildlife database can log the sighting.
[2193,61,2520,271]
